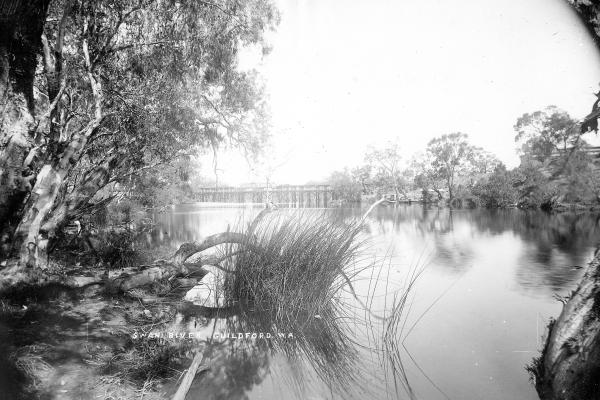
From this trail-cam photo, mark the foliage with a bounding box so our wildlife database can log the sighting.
[364,141,412,198]
[351,165,374,195]
[410,153,445,200]
[324,110,599,209]
[425,132,477,199]
[327,168,363,203]
[560,150,600,203]
[514,106,581,162]
[0,0,279,263]
[512,107,600,207]
[125,157,202,208]
[62,0,277,202]
[512,159,556,208]
[471,164,518,208]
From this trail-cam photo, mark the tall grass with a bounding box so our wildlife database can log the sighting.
[221,210,370,324]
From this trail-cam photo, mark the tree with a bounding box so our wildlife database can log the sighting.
[471,164,518,208]
[514,106,581,162]
[560,150,600,203]
[327,168,362,203]
[425,132,474,200]
[364,141,410,199]
[468,147,501,175]
[0,0,52,254]
[0,0,278,267]
[350,165,373,195]
[514,106,600,206]
[464,146,502,191]
[411,153,445,201]
[512,158,555,208]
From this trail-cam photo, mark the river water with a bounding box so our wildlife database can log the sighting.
[151,204,600,400]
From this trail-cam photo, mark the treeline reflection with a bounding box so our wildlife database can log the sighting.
[366,206,600,293]
[149,205,600,296]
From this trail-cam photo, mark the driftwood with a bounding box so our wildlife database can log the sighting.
[172,351,208,400]
[533,249,600,399]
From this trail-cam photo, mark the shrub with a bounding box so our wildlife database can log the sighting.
[472,164,518,208]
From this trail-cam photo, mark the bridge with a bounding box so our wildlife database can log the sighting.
[195,185,334,207]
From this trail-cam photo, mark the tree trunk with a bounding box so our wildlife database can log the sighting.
[41,157,116,241]
[11,22,104,268]
[533,249,600,399]
[13,123,101,267]
[447,176,453,201]
[13,164,61,266]
[0,0,51,256]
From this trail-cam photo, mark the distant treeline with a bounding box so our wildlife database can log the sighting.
[324,106,600,210]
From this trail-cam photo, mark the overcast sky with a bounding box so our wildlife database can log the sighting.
[203,0,600,185]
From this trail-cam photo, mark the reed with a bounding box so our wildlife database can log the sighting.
[221,210,370,324]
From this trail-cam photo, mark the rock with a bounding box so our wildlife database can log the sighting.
[184,266,225,307]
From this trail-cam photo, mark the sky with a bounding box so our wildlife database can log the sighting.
[201,0,600,185]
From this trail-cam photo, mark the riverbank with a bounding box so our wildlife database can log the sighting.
[0,275,191,399]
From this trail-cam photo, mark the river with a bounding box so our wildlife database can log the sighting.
[150,204,600,400]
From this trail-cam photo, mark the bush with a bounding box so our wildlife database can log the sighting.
[472,164,518,208]
[327,169,363,203]
[560,150,600,204]
[512,159,557,208]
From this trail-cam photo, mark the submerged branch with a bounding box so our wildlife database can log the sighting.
[169,232,248,265]
[172,350,209,400]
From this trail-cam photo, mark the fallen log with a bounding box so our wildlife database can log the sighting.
[0,231,247,294]
[532,249,600,399]
[172,351,208,400]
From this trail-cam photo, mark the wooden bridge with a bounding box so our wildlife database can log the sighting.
[195,185,334,207]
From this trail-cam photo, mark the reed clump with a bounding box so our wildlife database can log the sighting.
[222,210,368,324]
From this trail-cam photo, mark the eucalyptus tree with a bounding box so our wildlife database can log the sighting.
[0,0,278,267]
[425,132,475,200]
[351,165,373,195]
[364,141,410,199]
[514,106,581,162]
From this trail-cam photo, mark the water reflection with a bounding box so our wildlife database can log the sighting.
[365,206,600,293]
[151,204,600,400]
[171,301,373,400]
